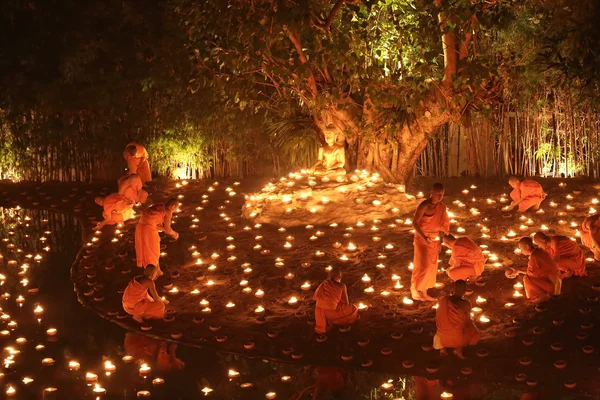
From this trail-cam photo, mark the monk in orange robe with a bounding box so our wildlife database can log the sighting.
[124,142,152,183]
[412,183,450,301]
[313,266,358,334]
[442,234,486,282]
[580,214,600,261]
[507,237,561,303]
[124,333,185,372]
[507,176,546,212]
[433,280,480,359]
[93,193,134,230]
[533,232,586,278]
[118,173,148,204]
[135,199,179,275]
[122,265,166,322]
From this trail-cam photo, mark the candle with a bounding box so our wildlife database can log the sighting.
[361,274,371,283]
[265,392,277,399]
[479,315,490,323]
[358,302,368,310]
[288,296,298,305]
[139,363,151,375]
[68,361,80,370]
[86,372,98,382]
[255,289,264,298]
[301,282,311,290]
[402,297,414,305]
[476,296,487,304]
[255,306,265,314]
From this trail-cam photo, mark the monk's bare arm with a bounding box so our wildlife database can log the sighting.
[145,280,165,305]
[342,284,349,305]
[412,202,429,241]
[163,211,179,240]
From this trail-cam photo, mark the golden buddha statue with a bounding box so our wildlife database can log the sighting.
[310,131,346,177]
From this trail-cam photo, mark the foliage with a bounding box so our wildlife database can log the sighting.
[266,116,320,170]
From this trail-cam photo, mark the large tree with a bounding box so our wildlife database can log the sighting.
[177,0,508,183]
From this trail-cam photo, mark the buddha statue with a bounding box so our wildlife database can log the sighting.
[309,131,346,177]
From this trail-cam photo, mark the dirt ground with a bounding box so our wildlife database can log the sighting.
[2,175,600,398]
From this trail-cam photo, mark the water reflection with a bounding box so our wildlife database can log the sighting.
[0,206,581,399]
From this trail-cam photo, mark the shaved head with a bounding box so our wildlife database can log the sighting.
[518,237,535,255]
[144,264,158,278]
[126,145,137,156]
[432,183,444,192]
[165,198,179,210]
[329,266,342,281]
[454,279,467,296]
[533,232,549,247]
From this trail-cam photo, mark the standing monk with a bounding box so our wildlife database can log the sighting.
[412,183,450,301]
[442,234,486,282]
[94,193,134,230]
[124,142,152,184]
[533,232,586,278]
[507,176,546,212]
[433,280,480,359]
[135,199,179,276]
[122,265,167,322]
[507,237,561,303]
[580,214,600,261]
[118,173,149,205]
[313,266,358,334]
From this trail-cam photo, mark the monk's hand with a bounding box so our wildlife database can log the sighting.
[505,268,518,279]
[171,232,180,240]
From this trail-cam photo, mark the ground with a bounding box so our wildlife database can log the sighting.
[1,175,600,398]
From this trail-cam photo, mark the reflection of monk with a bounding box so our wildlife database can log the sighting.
[507,238,561,303]
[93,193,134,230]
[123,142,152,183]
[433,280,480,359]
[443,234,485,282]
[412,183,450,301]
[135,199,179,275]
[118,174,148,204]
[309,131,346,177]
[313,266,358,334]
[122,265,166,322]
[507,176,546,212]
[312,366,347,399]
[124,332,185,372]
[533,232,586,278]
[581,214,600,261]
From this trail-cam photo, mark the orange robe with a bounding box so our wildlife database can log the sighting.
[447,237,486,281]
[412,202,450,298]
[510,179,546,212]
[118,174,148,204]
[523,248,561,300]
[135,204,167,268]
[124,333,184,372]
[122,278,165,319]
[544,235,586,276]
[433,295,480,349]
[100,193,134,225]
[124,142,151,183]
[581,215,600,260]
[313,279,358,334]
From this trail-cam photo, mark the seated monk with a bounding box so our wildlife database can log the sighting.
[135,199,179,276]
[506,237,561,303]
[124,142,152,183]
[122,265,167,322]
[507,176,546,212]
[309,130,346,177]
[124,333,185,372]
[442,234,486,282]
[313,266,358,334]
[433,280,480,359]
[533,232,586,278]
[411,183,450,301]
[118,173,148,205]
[93,193,134,230]
[580,214,600,261]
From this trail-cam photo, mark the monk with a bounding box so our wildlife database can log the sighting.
[123,142,152,183]
[135,199,179,275]
[313,266,358,334]
[122,265,167,322]
[533,232,586,278]
[507,176,546,212]
[580,214,600,261]
[412,183,450,301]
[506,237,561,303]
[442,234,486,282]
[93,193,134,230]
[118,173,148,205]
[124,333,185,372]
[433,280,480,359]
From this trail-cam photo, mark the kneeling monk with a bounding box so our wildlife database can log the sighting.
[94,193,134,230]
[507,237,561,303]
[507,176,546,212]
[124,142,152,183]
[580,214,600,261]
[433,280,480,359]
[412,183,450,301]
[533,232,586,278]
[122,265,166,322]
[135,199,179,275]
[442,234,486,282]
[313,266,358,334]
[118,173,148,205]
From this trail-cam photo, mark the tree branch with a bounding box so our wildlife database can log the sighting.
[311,0,351,30]
[287,28,318,97]
[435,0,458,88]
